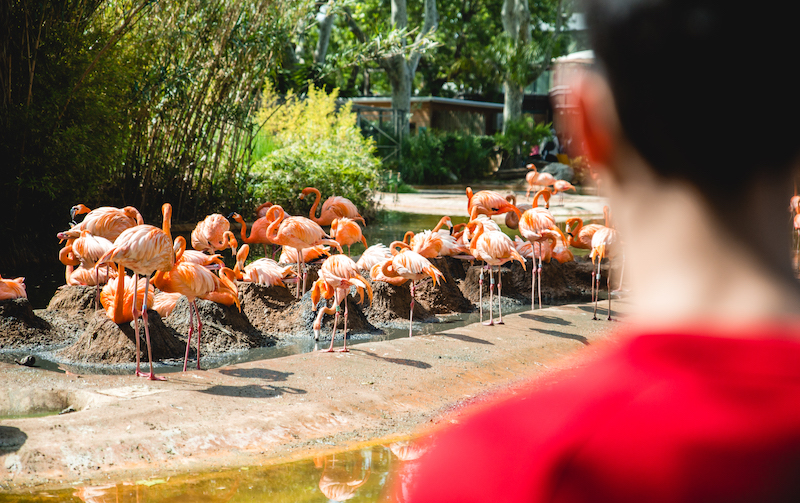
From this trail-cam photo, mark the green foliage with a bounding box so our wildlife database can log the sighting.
[495,116,552,155]
[398,130,495,185]
[250,84,381,217]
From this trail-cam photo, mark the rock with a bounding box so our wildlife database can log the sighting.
[541,162,574,182]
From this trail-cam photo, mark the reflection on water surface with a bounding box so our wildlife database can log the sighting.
[6,441,429,502]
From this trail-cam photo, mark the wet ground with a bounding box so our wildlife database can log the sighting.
[0,299,630,495]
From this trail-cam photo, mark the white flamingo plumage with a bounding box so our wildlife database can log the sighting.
[311,254,373,352]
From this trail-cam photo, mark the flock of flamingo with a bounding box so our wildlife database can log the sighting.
[0,180,625,380]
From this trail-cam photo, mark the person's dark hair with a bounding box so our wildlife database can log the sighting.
[584,0,800,192]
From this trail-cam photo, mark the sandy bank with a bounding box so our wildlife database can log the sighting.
[0,300,628,490]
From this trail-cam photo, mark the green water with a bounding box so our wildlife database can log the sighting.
[1,442,423,502]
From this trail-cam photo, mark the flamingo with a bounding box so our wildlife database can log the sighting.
[518,189,556,310]
[229,212,276,258]
[371,241,443,337]
[466,187,521,221]
[356,243,393,272]
[279,245,331,265]
[69,230,115,308]
[152,291,182,318]
[99,268,155,324]
[330,217,368,256]
[550,180,577,204]
[590,226,620,321]
[234,244,296,287]
[264,205,343,298]
[405,216,463,258]
[311,254,373,352]
[525,164,557,197]
[467,220,526,325]
[191,213,238,255]
[171,237,225,270]
[0,276,26,300]
[299,187,366,227]
[255,201,273,219]
[153,235,240,371]
[504,194,532,230]
[95,203,175,380]
[566,216,606,301]
[60,205,144,243]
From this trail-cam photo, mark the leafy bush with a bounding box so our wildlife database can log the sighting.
[250,84,381,218]
[495,116,552,168]
[398,130,495,185]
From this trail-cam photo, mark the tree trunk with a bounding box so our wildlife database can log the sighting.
[385,0,437,137]
[501,0,530,132]
[314,4,335,65]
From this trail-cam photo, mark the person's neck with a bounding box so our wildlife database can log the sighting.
[609,158,800,331]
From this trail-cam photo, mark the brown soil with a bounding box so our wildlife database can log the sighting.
[0,298,55,350]
[57,310,184,364]
[363,278,436,325]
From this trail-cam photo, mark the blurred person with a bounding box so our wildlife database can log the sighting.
[398,0,800,502]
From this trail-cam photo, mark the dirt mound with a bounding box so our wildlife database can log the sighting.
[57,310,185,364]
[46,285,97,314]
[461,258,598,305]
[417,258,474,315]
[0,298,60,350]
[364,279,436,325]
[162,296,271,355]
[239,282,297,334]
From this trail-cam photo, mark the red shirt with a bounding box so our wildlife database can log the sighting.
[399,329,800,502]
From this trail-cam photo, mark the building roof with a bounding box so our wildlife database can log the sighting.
[349,96,504,110]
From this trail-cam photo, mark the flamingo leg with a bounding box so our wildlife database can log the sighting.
[530,255,536,311]
[483,266,494,326]
[340,296,350,352]
[325,304,340,352]
[409,281,415,337]
[537,254,543,310]
[195,300,203,369]
[183,299,194,372]
[300,250,307,298]
[140,275,164,381]
[593,259,602,320]
[479,266,485,322]
[132,273,144,377]
[496,266,504,324]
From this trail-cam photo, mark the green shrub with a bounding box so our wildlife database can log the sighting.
[494,117,552,169]
[398,130,494,184]
[250,84,381,218]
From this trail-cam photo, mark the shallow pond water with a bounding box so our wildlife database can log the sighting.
[2,441,427,502]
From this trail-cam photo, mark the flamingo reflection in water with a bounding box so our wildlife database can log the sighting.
[315,450,372,502]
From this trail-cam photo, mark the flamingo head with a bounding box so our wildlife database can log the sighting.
[70,204,91,221]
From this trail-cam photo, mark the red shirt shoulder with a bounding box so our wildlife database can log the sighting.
[401,330,800,503]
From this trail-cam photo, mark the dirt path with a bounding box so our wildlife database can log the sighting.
[0,300,629,490]
[376,189,610,222]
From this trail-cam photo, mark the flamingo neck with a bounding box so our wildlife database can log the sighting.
[306,188,322,222]
[161,203,173,241]
[265,206,285,242]
[432,217,451,233]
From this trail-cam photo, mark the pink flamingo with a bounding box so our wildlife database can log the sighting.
[371,241,443,337]
[60,205,143,243]
[330,217,368,256]
[466,187,521,221]
[504,194,532,230]
[467,220,526,325]
[153,235,240,371]
[0,276,26,300]
[311,254,373,352]
[299,187,366,226]
[234,244,296,287]
[191,213,238,255]
[229,212,275,258]
[264,205,343,298]
[550,180,577,204]
[279,245,331,265]
[96,203,175,380]
[518,190,556,309]
[356,244,393,272]
[590,226,620,321]
[525,164,557,197]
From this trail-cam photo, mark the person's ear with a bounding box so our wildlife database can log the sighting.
[566,71,620,169]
